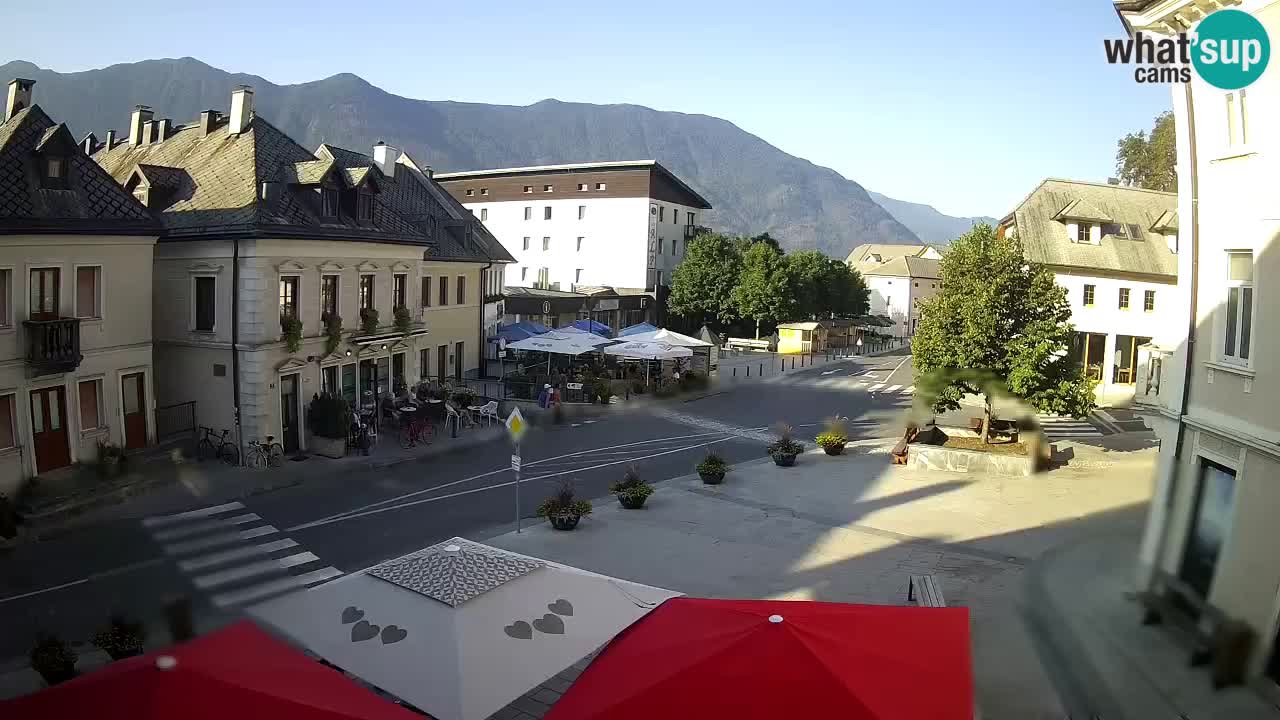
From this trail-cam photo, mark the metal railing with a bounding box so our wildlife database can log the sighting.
[155,401,198,443]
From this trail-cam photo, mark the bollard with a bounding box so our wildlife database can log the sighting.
[759,362,763,376]
[733,367,737,377]
[747,365,751,378]
[164,595,195,642]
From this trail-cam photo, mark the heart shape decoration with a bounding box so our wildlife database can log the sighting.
[351,620,380,642]
[381,625,408,644]
[547,599,574,617]
[532,613,565,635]
[504,621,533,640]
[341,606,364,624]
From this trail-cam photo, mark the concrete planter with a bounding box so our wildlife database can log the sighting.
[548,514,582,531]
[310,435,346,459]
[907,444,1033,477]
[772,453,797,467]
[820,443,846,456]
[699,471,725,485]
[617,494,648,509]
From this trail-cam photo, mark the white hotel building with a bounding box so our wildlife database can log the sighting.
[436,161,711,293]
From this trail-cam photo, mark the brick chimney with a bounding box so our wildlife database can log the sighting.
[5,78,35,123]
[129,105,154,146]
[228,85,253,135]
[373,141,399,177]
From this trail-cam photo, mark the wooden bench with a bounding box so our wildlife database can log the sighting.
[1138,570,1253,688]
[968,416,1019,443]
[907,574,947,607]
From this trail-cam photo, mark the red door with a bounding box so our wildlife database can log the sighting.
[30,386,71,473]
[122,372,148,450]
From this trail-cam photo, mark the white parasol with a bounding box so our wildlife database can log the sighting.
[249,538,679,720]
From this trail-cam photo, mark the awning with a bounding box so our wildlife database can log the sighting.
[505,333,606,356]
[604,341,693,360]
[249,538,680,720]
[490,321,552,344]
[551,327,613,346]
[571,319,612,337]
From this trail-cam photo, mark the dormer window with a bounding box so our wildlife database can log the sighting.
[321,187,340,218]
[357,192,374,223]
[41,155,67,189]
[1076,223,1092,243]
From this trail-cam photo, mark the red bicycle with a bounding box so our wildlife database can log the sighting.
[398,406,433,448]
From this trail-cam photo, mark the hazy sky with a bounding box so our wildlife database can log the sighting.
[3,0,1170,218]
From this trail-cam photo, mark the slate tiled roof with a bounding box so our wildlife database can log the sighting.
[92,114,509,264]
[845,243,933,266]
[0,105,155,234]
[1005,178,1177,279]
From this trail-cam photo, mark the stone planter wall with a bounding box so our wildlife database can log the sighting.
[907,444,1034,477]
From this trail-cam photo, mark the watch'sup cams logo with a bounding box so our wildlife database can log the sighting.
[1105,8,1270,90]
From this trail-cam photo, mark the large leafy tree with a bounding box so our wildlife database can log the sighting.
[1116,110,1177,191]
[733,241,794,338]
[788,250,870,319]
[667,233,743,325]
[912,224,1095,442]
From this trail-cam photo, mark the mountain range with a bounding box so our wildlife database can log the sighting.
[0,57,991,257]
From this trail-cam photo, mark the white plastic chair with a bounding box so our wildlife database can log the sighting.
[473,400,499,426]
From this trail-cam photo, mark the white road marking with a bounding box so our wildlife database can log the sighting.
[905,386,915,394]
[287,436,738,533]
[178,539,301,572]
[194,552,320,590]
[869,383,886,391]
[821,369,840,376]
[885,385,902,393]
[211,567,342,608]
[287,429,738,530]
[0,558,164,605]
[151,513,261,542]
[883,355,912,384]
[142,501,245,528]
[164,525,278,555]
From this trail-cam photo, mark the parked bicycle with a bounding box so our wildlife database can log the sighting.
[245,435,285,469]
[196,426,239,466]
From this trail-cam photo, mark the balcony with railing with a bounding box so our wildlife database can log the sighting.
[684,225,712,239]
[24,317,82,376]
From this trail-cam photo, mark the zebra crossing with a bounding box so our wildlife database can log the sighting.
[143,501,341,609]
[772,372,916,397]
[1036,415,1106,440]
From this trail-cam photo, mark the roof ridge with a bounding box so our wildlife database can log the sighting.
[1042,177,1176,196]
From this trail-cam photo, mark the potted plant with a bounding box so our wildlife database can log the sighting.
[323,314,344,355]
[594,379,613,405]
[281,314,303,353]
[450,387,478,409]
[359,307,380,334]
[96,441,127,478]
[815,416,849,456]
[393,305,412,335]
[307,392,349,459]
[610,466,654,509]
[91,614,146,660]
[697,452,727,485]
[767,423,805,467]
[29,633,77,686]
[537,480,593,531]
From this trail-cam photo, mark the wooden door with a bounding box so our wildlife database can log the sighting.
[437,345,447,383]
[279,373,299,453]
[454,342,464,381]
[30,386,71,472]
[121,372,148,450]
[29,268,60,320]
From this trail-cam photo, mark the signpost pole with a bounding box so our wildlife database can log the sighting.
[514,440,522,534]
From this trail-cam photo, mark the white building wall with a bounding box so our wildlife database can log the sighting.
[866,275,912,336]
[462,196,701,291]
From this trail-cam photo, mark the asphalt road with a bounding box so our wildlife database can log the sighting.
[0,349,917,661]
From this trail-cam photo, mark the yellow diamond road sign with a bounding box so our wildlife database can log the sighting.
[505,406,528,443]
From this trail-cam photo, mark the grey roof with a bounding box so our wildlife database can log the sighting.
[862,255,940,279]
[1053,198,1112,223]
[435,159,713,210]
[92,114,511,264]
[845,243,932,266]
[0,105,155,234]
[1007,178,1177,278]
[503,286,585,299]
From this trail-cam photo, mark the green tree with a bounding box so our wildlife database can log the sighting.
[787,251,871,319]
[912,224,1095,443]
[667,233,743,325]
[732,241,794,338]
[1115,110,1177,191]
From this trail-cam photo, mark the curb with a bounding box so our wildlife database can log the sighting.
[1091,409,1125,435]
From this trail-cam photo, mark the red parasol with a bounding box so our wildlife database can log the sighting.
[2,621,420,720]
[546,597,973,720]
